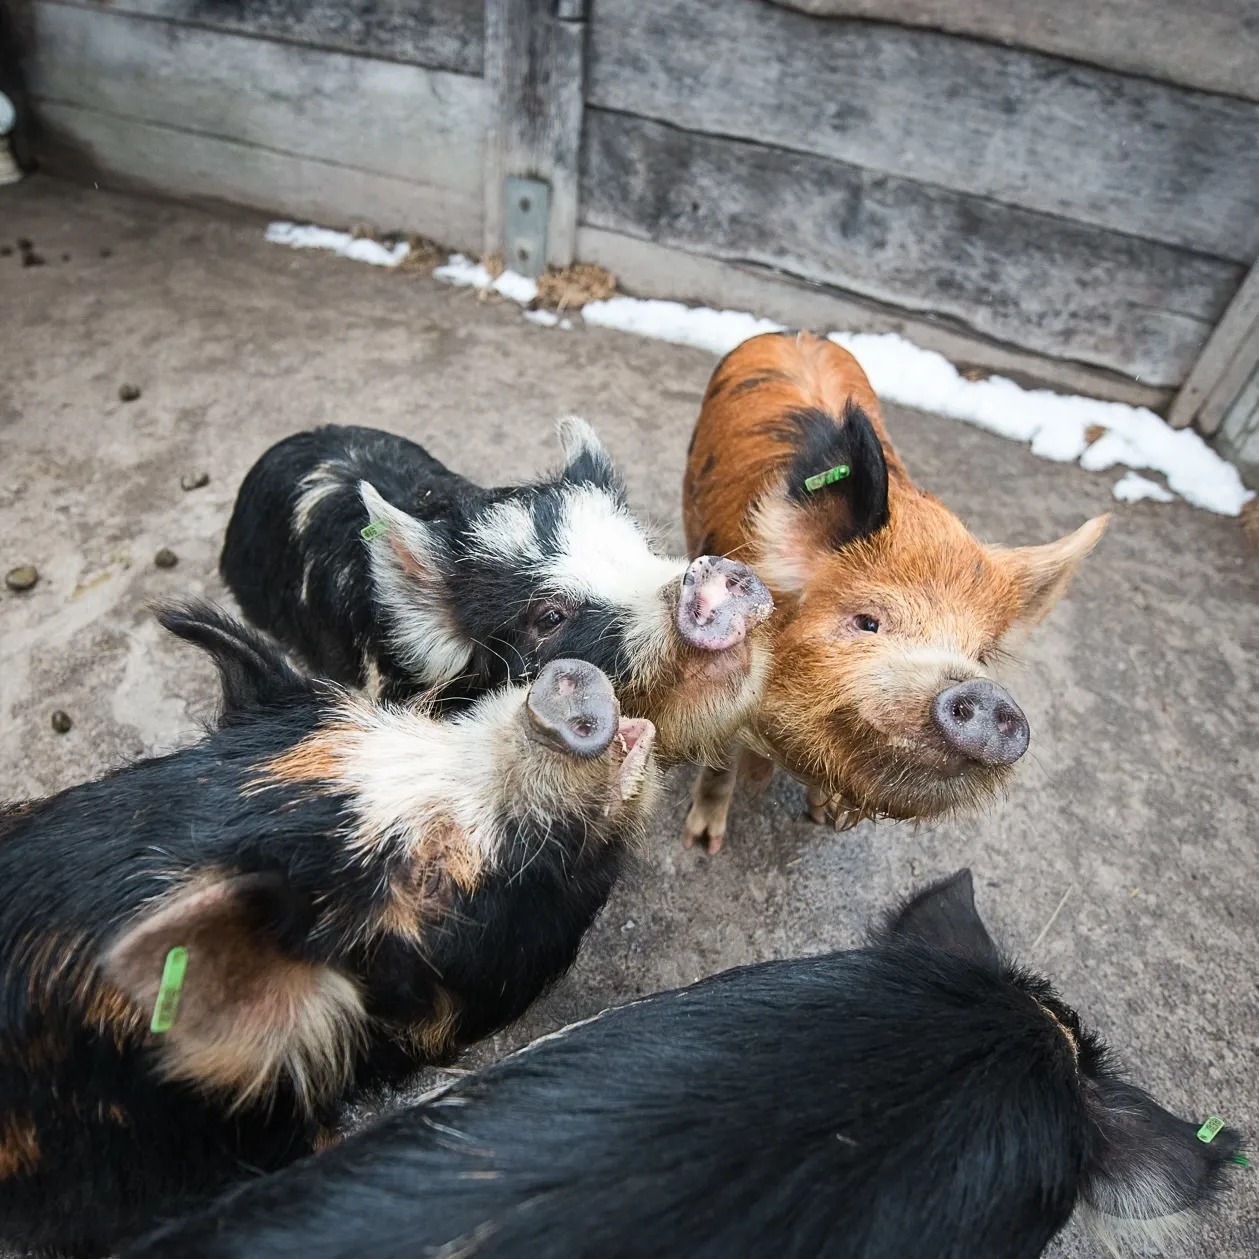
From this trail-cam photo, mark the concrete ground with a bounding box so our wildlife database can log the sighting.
[2,176,1256,1257]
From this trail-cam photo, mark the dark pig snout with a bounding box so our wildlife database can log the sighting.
[677,557,774,652]
[931,679,1029,766]
[525,659,620,759]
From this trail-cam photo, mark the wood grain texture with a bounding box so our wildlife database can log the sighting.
[1214,362,1259,486]
[769,0,1259,104]
[579,109,1241,387]
[588,0,1259,262]
[63,0,484,75]
[483,0,585,267]
[1169,261,1259,432]
[37,99,485,250]
[29,3,487,199]
[576,225,1171,412]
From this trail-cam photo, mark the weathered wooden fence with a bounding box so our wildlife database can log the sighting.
[11,0,1259,477]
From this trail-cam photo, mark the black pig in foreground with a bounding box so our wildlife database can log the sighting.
[220,419,772,766]
[128,871,1243,1259]
[0,604,658,1257]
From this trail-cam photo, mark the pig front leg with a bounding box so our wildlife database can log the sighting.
[684,760,739,855]
[684,749,776,853]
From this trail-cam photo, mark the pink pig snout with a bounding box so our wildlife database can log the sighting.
[676,557,774,653]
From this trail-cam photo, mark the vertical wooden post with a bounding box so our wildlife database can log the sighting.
[483,0,587,273]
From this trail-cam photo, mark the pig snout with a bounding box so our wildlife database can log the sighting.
[525,659,620,759]
[677,557,774,652]
[931,679,1029,767]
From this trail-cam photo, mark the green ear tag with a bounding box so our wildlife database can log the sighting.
[150,946,188,1034]
[803,464,852,494]
[1197,1116,1226,1144]
[360,519,388,541]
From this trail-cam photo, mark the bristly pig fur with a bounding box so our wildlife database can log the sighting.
[0,604,658,1256]
[125,871,1243,1259]
[220,418,769,768]
[682,331,1109,849]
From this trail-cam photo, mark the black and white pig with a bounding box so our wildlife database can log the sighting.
[127,871,1244,1259]
[0,603,659,1257]
[219,418,772,765]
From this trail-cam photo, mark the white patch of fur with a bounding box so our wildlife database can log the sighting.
[329,685,654,870]
[543,485,685,658]
[468,499,543,564]
[857,642,982,733]
[1078,1191,1203,1257]
[300,557,316,605]
[293,461,348,537]
[359,482,474,686]
[746,494,817,596]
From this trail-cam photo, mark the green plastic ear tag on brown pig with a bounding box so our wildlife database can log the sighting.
[803,464,851,493]
[360,520,388,541]
[150,946,188,1034]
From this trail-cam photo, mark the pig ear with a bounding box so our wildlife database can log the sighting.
[875,869,1002,972]
[555,415,619,492]
[359,481,474,686]
[157,600,312,720]
[784,402,890,548]
[103,873,365,1111]
[991,515,1109,628]
[1079,1075,1244,1252]
[750,403,890,595]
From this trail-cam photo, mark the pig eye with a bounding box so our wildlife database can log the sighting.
[853,614,880,633]
[528,604,568,636]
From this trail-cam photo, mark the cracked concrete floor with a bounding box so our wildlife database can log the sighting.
[1,177,1256,1257]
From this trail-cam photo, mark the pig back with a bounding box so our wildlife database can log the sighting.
[683,332,897,560]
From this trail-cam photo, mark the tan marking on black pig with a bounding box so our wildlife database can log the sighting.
[0,1116,40,1179]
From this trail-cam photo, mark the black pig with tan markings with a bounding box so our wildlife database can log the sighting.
[0,604,658,1257]
[220,418,772,767]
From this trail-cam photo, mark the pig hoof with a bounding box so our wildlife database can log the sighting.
[682,809,724,855]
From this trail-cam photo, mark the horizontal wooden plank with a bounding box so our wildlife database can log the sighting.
[580,109,1241,388]
[588,0,1259,262]
[29,3,486,198]
[1169,260,1259,432]
[576,226,1171,412]
[36,100,484,251]
[63,0,483,75]
[769,0,1259,104]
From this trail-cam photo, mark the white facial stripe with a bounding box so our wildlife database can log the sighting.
[468,499,543,563]
[540,486,686,663]
[542,486,683,606]
[334,691,517,866]
[293,461,348,536]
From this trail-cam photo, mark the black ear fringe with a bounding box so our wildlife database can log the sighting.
[784,401,890,548]
[156,600,315,721]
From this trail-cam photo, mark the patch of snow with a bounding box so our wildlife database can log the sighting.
[581,296,784,357]
[827,332,1251,516]
[432,253,538,304]
[265,225,1253,516]
[1112,471,1176,504]
[265,222,410,268]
